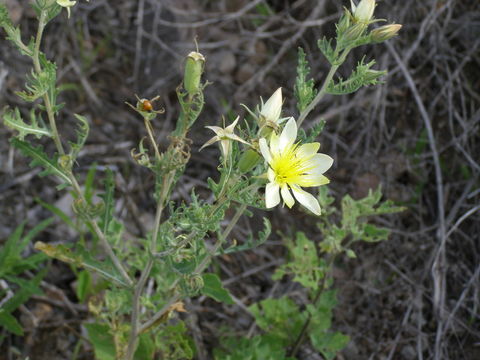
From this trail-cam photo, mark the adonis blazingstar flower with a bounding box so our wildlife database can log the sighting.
[200,116,250,160]
[350,0,376,24]
[259,117,333,215]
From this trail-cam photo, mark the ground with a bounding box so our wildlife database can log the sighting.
[0,0,479,359]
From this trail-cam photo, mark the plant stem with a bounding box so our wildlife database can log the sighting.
[33,10,65,155]
[296,48,351,128]
[32,10,132,287]
[125,171,174,360]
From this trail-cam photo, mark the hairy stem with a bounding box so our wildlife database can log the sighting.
[32,10,132,286]
[296,48,351,127]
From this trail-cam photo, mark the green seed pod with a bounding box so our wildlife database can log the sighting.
[183,51,205,96]
[238,148,261,173]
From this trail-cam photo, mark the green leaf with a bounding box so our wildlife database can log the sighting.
[11,138,71,187]
[98,168,115,236]
[310,330,350,360]
[201,273,234,304]
[34,242,128,287]
[15,60,57,102]
[2,107,52,140]
[69,114,89,159]
[273,232,326,291]
[134,333,155,360]
[76,270,92,303]
[326,58,386,95]
[85,323,115,360]
[294,47,317,113]
[317,37,336,65]
[249,297,305,342]
[36,197,76,230]
[0,309,24,336]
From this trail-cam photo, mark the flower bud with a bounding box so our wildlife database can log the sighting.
[352,0,375,23]
[370,24,402,42]
[183,51,205,96]
[238,148,261,173]
[344,23,366,41]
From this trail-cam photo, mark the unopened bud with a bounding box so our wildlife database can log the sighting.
[364,69,387,83]
[184,51,205,96]
[352,0,375,23]
[238,148,261,173]
[370,24,402,42]
[344,23,366,41]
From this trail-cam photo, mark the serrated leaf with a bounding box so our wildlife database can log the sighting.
[326,58,386,95]
[317,37,336,65]
[16,60,57,102]
[69,114,89,159]
[201,273,234,304]
[34,242,128,287]
[2,107,52,140]
[0,309,24,336]
[294,47,318,113]
[11,138,71,186]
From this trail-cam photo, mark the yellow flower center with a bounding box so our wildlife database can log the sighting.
[270,144,315,186]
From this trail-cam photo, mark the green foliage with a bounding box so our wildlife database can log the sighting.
[319,187,405,255]
[201,273,234,304]
[34,242,129,287]
[215,334,293,360]
[11,138,71,188]
[0,219,52,335]
[317,37,336,65]
[154,321,194,359]
[2,107,52,140]
[294,47,317,113]
[16,59,56,102]
[327,59,386,95]
[69,114,90,160]
[273,232,327,291]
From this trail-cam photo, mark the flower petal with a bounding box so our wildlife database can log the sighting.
[259,138,272,164]
[297,142,320,158]
[260,88,282,123]
[225,116,240,133]
[205,126,224,135]
[291,185,321,215]
[269,133,280,156]
[199,136,220,151]
[304,154,334,175]
[265,182,280,208]
[281,185,295,208]
[296,174,330,187]
[279,117,297,150]
[267,168,275,182]
[227,133,250,146]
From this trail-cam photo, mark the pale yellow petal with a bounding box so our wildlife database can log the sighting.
[296,142,320,158]
[265,182,280,208]
[199,136,220,151]
[279,117,297,150]
[259,138,272,164]
[296,174,330,187]
[281,185,295,208]
[304,154,334,175]
[260,88,282,123]
[291,185,321,215]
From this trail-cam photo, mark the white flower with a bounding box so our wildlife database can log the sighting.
[259,117,333,215]
[57,0,76,18]
[200,116,250,159]
[260,88,283,125]
[350,0,375,23]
